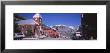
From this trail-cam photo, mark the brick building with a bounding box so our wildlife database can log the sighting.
[16,13,59,38]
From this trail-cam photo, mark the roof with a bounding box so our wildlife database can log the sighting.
[16,19,35,25]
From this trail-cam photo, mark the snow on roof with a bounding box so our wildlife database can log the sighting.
[16,19,35,25]
[33,13,42,18]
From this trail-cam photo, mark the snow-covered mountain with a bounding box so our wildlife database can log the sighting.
[51,24,77,30]
[68,26,74,29]
[51,25,77,39]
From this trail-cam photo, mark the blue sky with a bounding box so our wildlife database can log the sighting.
[15,13,81,26]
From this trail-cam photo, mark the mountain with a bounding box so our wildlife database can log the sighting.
[42,24,51,30]
[51,25,76,39]
[68,26,74,30]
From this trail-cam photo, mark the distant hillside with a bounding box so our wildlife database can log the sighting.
[52,25,83,40]
[52,25,76,39]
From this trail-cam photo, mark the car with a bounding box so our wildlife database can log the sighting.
[75,32,81,37]
[14,33,25,40]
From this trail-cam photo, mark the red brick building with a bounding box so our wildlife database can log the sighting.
[17,13,59,38]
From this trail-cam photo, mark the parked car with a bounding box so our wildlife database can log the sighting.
[14,33,25,40]
[76,32,81,36]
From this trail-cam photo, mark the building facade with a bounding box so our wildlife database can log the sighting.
[16,13,59,38]
[81,13,97,40]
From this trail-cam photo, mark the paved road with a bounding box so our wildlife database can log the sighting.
[22,37,72,40]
